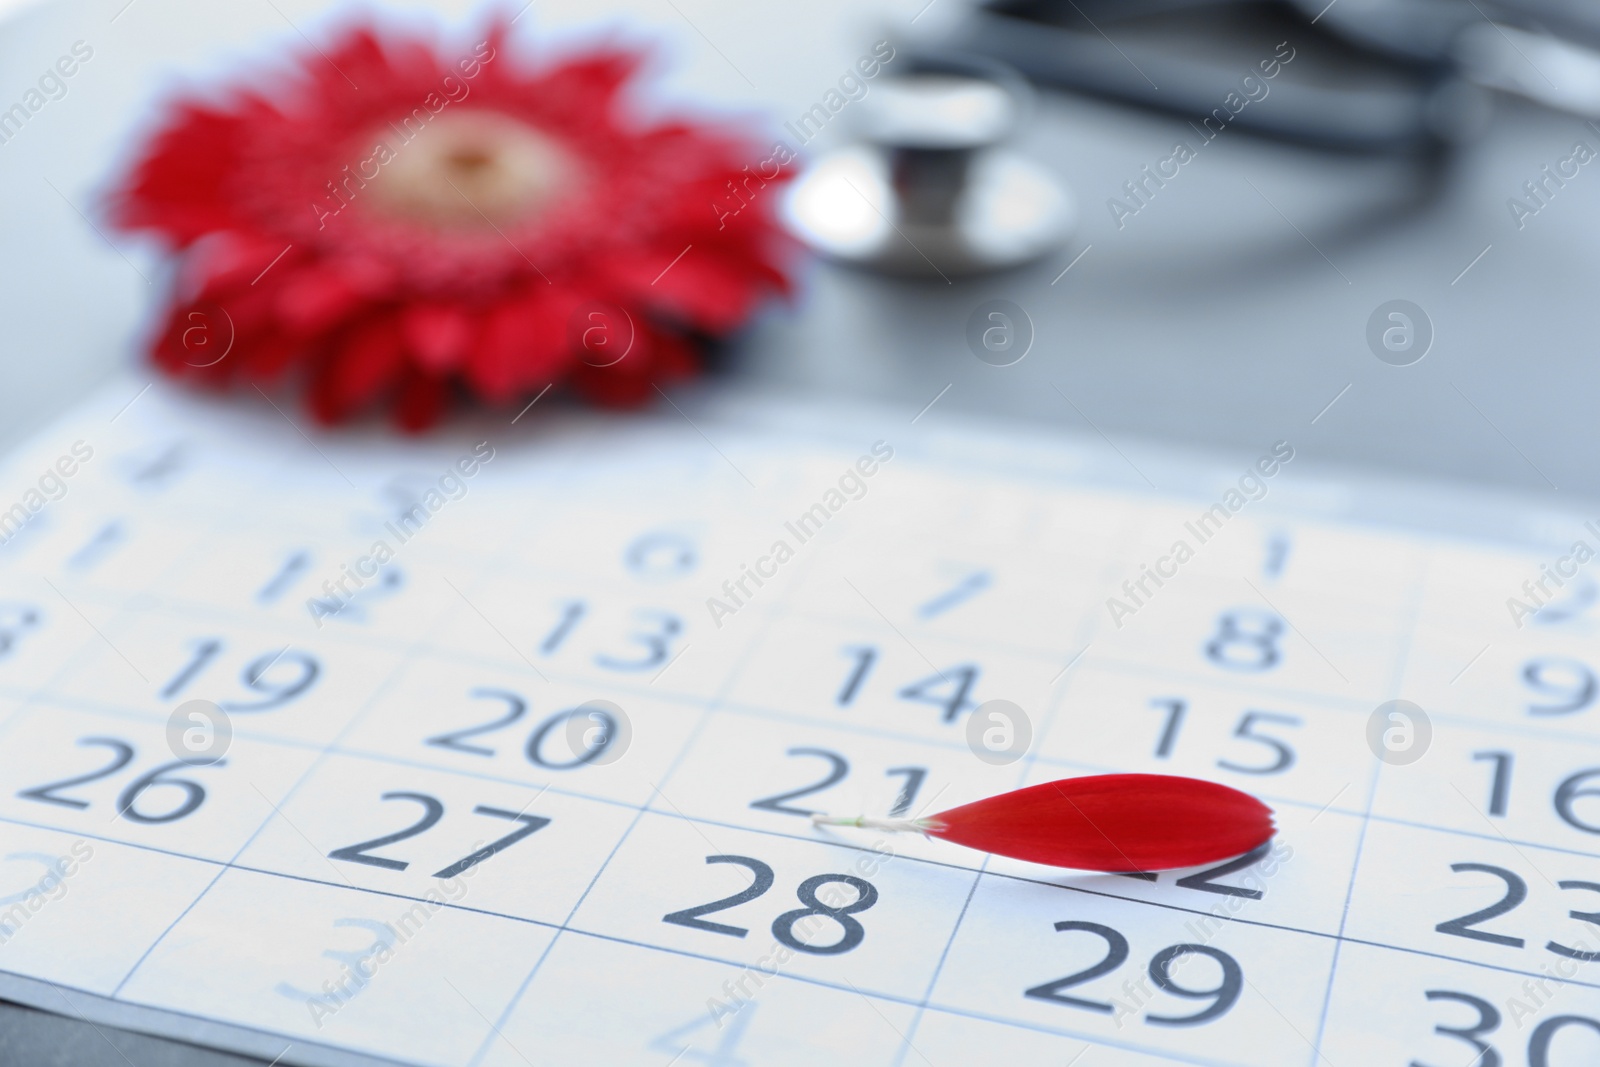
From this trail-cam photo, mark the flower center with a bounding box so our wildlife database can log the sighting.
[362,110,575,231]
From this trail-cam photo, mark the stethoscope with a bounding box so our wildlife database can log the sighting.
[785,0,1600,277]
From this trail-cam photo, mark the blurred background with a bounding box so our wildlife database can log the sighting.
[0,0,1598,502]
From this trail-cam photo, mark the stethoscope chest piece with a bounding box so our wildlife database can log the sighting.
[784,54,1075,278]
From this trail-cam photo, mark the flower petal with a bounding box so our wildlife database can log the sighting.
[469,288,577,402]
[926,774,1275,872]
[610,249,766,335]
[274,263,368,336]
[400,302,476,373]
[309,313,406,422]
[393,368,450,431]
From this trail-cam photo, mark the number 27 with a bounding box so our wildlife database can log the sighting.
[328,792,548,880]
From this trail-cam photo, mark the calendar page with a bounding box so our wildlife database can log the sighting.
[0,377,1597,1067]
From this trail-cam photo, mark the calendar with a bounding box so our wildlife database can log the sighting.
[0,377,1598,1067]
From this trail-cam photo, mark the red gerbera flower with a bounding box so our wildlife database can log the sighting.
[113,21,794,428]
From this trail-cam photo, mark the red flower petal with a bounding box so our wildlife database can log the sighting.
[610,248,765,335]
[236,329,303,382]
[181,231,297,302]
[274,263,368,337]
[309,313,407,422]
[393,368,449,432]
[400,302,475,373]
[925,775,1275,872]
[468,288,575,402]
[114,104,250,243]
[569,325,697,407]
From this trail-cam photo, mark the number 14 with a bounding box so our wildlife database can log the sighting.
[837,645,980,723]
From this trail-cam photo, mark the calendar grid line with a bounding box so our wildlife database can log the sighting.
[12,800,1600,1067]
[462,797,650,1067]
[34,565,1600,753]
[0,653,1391,866]
[0,621,1440,787]
[1037,517,1179,695]
[0,686,1421,847]
[12,731,1600,1016]
[0,491,255,746]
[106,588,480,999]
[30,553,1409,704]
[247,582,1384,704]
[461,519,832,1067]
[28,912,1260,1067]
[0,673,1394,822]
[0,805,1378,949]
[29,673,1600,882]
[909,998,1254,1067]
[1302,717,1385,1060]
[30,586,1583,757]
[1319,931,1600,992]
[888,857,989,1067]
[281,541,686,1067]
[884,534,1135,1066]
[17,670,1600,918]
[50,508,1388,652]
[36,476,356,1006]
[1305,547,1434,1063]
[25,630,1600,780]
[53,608,1568,756]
